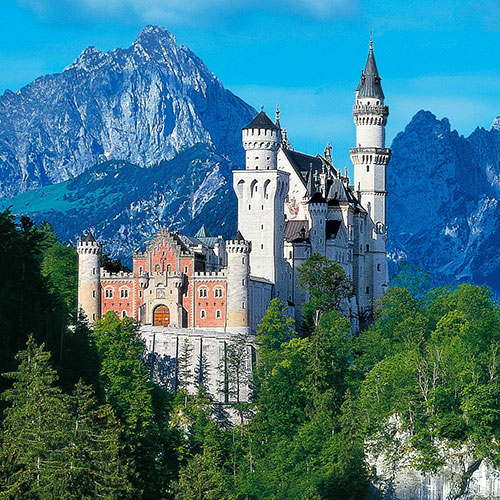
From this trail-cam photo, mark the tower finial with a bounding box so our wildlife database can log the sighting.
[370,27,373,49]
[260,105,264,112]
[275,104,280,126]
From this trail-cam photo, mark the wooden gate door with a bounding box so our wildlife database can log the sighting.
[153,305,170,326]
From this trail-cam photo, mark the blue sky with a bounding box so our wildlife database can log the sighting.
[2,0,500,169]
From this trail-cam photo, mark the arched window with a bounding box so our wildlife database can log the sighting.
[237,179,245,197]
[250,179,258,198]
[105,288,114,299]
[216,310,222,319]
[154,264,161,272]
[214,287,223,298]
[200,310,206,319]
[153,305,170,326]
[122,310,127,319]
[199,287,208,298]
[120,288,129,299]
[166,264,172,272]
[263,179,271,199]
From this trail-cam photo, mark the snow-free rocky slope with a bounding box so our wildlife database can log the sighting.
[0,145,237,261]
[388,110,500,294]
[0,25,254,199]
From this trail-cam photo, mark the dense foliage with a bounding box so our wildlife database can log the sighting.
[0,217,498,499]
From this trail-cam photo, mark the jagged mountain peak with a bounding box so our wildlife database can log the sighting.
[134,25,177,46]
[0,26,255,199]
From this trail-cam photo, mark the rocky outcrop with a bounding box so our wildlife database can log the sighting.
[388,110,500,294]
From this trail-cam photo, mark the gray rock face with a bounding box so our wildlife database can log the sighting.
[0,25,255,199]
[388,110,500,294]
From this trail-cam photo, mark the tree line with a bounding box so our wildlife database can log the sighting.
[0,209,499,499]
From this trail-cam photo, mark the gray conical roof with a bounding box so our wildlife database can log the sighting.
[327,177,348,202]
[195,225,211,238]
[356,40,384,99]
[81,232,96,243]
[234,230,245,241]
[243,111,279,131]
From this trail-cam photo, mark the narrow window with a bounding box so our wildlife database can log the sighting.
[92,290,96,298]
[122,310,127,318]
[366,165,370,172]
[184,266,188,273]
[93,268,96,275]
[216,310,221,319]
[366,244,370,252]
[139,266,143,274]
[377,263,381,271]
[241,301,246,309]
[366,286,370,294]
[200,310,206,319]
[92,313,96,321]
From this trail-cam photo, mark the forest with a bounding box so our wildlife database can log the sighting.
[0,208,499,499]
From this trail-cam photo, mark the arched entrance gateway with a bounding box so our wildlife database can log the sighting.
[153,305,170,326]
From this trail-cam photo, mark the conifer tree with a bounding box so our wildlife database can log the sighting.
[0,337,71,498]
[66,380,134,499]
[177,338,194,392]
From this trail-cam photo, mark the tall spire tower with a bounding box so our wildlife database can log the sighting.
[350,35,391,228]
[350,35,391,305]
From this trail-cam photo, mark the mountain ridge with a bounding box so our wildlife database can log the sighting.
[0,25,255,199]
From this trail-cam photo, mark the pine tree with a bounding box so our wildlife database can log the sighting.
[177,338,193,392]
[0,337,71,498]
[66,380,135,499]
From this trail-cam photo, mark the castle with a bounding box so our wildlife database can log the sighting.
[77,40,390,400]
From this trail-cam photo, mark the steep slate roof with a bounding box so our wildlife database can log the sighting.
[307,192,327,204]
[195,225,211,238]
[81,232,96,243]
[284,220,310,242]
[283,149,323,187]
[243,111,279,130]
[234,230,245,241]
[356,40,384,99]
[326,220,342,239]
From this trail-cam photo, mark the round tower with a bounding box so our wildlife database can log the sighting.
[350,37,391,229]
[226,231,251,333]
[242,109,280,171]
[307,193,328,255]
[77,233,102,323]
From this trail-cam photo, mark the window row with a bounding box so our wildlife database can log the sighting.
[199,309,222,319]
[198,287,224,298]
[104,288,129,299]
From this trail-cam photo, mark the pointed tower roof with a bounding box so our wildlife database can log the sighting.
[81,232,96,243]
[306,163,316,196]
[195,225,211,238]
[243,110,279,131]
[234,230,245,241]
[356,37,384,99]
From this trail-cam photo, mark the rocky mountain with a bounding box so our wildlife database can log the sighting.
[0,145,237,261]
[388,110,500,294]
[0,25,254,199]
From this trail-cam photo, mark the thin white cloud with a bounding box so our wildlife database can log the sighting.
[19,0,358,24]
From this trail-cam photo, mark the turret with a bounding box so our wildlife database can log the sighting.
[234,109,289,299]
[307,192,327,255]
[350,36,391,229]
[242,109,280,171]
[77,232,102,323]
[350,35,391,307]
[226,231,251,333]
